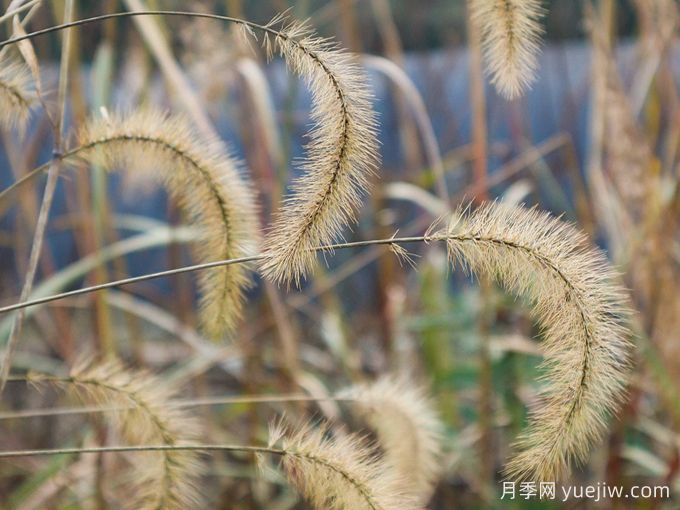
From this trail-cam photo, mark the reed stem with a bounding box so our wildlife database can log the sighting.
[0,0,76,394]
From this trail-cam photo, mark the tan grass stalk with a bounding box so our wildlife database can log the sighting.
[0,55,33,132]
[341,376,443,503]
[77,109,259,338]
[0,0,73,397]
[430,202,631,481]
[630,0,678,114]
[123,0,217,138]
[258,18,379,286]
[0,0,41,27]
[470,0,544,99]
[32,360,203,510]
[268,421,419,510]
[583,4,629,261]
[591,21,655,224]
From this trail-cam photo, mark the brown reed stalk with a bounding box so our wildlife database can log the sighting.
[0,0,75,395]
[466,3,496,484]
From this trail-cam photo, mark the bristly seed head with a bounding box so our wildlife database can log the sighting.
[35,359,204,510]
[269,420,422,510]
[258,19,380,287]
[341,376,444,504]
[0,56,34,133]
[431,202,631,482]
[77,109,260,339]
[470,0,545,99]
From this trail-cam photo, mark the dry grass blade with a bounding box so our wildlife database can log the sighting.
[432,202,631,481]
[77,109,259,338]
[0,55,33,132]
[269,421,419,510]
[362,55,448,205]
[341,376,443,503]
[259,18,379,287]
[470,0,544,99]
[31,360,204,509]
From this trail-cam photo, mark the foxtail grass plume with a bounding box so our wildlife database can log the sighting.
[0,56,33,132]
[77,110,259,338]
[470,0,545,99]
[269,421,420,510]
[259,18,379,286]
[341,376,443,503]
[430,202,631,481]
[33,359,203,510]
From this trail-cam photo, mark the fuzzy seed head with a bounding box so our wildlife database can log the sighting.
[470,0,545,99]
[270,421,422,510]
[259,20,380,287]
[78,109,259,339]
[0,56,34,132]
[341,376,444,503]
[433,202,631,482]
[44,360,204,510]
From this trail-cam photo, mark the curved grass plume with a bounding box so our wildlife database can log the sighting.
[32,360,203,509]
[259,18,379,287]
[268,421,419,510]
[342,376,443,503]
[77,109,259,338]
[431,202,631,481]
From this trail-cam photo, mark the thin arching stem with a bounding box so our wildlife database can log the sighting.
[0,236,427,315]
[0,10,293,50]
[0,443,285,458]
[0,10,319,205]
[0,161,51,201]
[0,393,355,420]
[0,440,384,509]
[0,143,100,202]
[0,441,382,508]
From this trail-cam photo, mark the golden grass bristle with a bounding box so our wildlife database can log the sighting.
[269,421,420,510]
[33,359,203,510]
[258,18,379,287]
[429,202,631,481]
[0,56,34,132]
[341,376,443,503]
[470,0,545,99]
[77,109,259,338]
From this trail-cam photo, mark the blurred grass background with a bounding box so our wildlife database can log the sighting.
[1,0,679,508]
